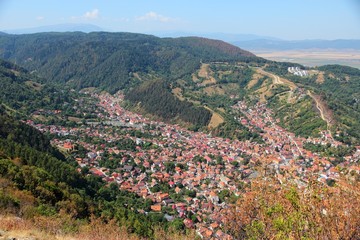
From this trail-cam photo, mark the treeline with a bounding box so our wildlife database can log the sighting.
[126,80,211,127]
[264,61,304,76]
[318,64,360,76]
[0,32,263,93]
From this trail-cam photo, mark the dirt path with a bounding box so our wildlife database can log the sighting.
[308,91,326,121]
[255,68,334,138]
[256,68,282,84]
[257,68,297,90]
[308,90,333,138]
[287,90,293,103]
[255,68,297,103]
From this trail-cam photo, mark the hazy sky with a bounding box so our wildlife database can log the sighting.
[1,0,360,40]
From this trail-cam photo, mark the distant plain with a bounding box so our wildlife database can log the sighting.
[254,49,360,69]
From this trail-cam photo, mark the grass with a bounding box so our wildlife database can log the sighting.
[172,87,185,101]
[204,106,224,129]
[246,73,262,89]
[203,86,225,95]
[198,63,211,78]
[0,215,197,240]
[25,81,43,91]
[68,116,82,122]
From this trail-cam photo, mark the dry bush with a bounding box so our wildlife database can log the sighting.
[224,175,360,240]
[75,215,137,240]
[0,215,32,231]
[32,215,73,235]
[153,226,198,240]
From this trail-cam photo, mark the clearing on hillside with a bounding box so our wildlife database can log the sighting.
[198,63,211,78]
[246,73,263,89]
[196,63,217,86]
[172,87,185,101]
[204,106,224,129]
[203,85,225,95]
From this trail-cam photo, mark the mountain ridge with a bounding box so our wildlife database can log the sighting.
[2,23,104,34]
[0,32,261,93]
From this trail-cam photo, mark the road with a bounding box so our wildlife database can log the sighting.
[257,68,283,85]
[256,68,297,103]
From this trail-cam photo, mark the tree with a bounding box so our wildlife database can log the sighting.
[169,218,185,231]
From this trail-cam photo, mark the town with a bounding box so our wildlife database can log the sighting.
[25,91,360,239]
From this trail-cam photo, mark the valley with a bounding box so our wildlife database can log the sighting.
[22,88,358,238]
[0,32,359,239]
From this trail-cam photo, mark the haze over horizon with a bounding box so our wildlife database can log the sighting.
[1,0,360,40]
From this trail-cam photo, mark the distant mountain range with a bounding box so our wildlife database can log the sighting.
[2,23,104,34]
[149,31,281,42]
[149,31,360,51]
[2,23,359,52]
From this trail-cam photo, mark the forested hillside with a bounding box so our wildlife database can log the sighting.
[0,59,76,117]
[126,80,211,127]
[0,60,194,237]
[283,64,360,144]
[0,32,261,93]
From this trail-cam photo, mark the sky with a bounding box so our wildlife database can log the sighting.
[0,0,360,40]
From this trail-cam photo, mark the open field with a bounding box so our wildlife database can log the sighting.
[254,49,360,69]
[204,106,224,129]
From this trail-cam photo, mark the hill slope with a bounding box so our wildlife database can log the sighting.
[261,62,360,144]
[0,32,259,93]
[0,59,77,118]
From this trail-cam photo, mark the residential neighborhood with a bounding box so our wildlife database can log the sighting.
[25,91,360,239]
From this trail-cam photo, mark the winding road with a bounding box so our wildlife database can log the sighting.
[256,68,297,103]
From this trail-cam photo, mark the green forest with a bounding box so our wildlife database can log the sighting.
[126,80,211,127]
[289,65,360,144]
[0,59,78,118]
[0,32,260,94]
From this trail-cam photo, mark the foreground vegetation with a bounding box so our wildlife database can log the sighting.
[0,215,196,240]
[224,171,360,239]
